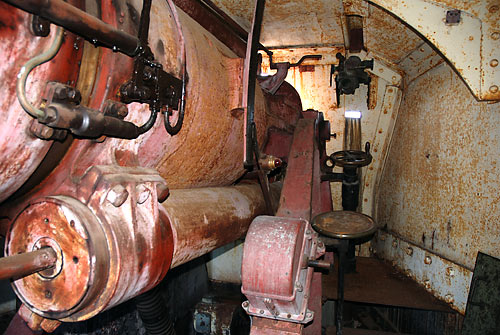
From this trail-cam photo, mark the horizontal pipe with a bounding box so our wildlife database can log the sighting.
[3,0,141,57]
[162,183,281,268]
[0,247,57,281]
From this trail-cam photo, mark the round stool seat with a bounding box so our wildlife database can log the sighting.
[312,210,376,240]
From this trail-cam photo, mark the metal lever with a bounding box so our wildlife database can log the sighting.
[0,248,57,281]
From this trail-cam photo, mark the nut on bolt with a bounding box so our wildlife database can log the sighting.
[156,183,170,203]
[107,184,129,207]
[136,184,151,204]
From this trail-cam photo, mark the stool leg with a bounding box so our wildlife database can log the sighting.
[336,242,347,335]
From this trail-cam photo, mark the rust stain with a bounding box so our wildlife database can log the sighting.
[377,62,500,270]
[365,4,422,64]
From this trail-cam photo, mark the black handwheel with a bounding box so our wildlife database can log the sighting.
[330,142,372,168]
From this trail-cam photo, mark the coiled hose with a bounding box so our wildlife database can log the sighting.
[135,285,176,335]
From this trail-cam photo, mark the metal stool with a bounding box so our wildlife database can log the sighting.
[312,211,377,335]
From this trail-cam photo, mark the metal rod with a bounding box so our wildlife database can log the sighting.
[336,242,347,335]
[2,0,141,57]
[243,0,266,168]
[0,248,57,281]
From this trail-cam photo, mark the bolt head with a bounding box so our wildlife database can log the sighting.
[136,185,151,204]
[107,185,129,207]
[156,183,170,203]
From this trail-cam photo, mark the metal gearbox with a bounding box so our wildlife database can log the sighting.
[241,216,325,324]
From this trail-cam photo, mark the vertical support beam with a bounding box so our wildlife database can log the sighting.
[242,0,266,167]
[247,113,333,335]
[361,85,402,217]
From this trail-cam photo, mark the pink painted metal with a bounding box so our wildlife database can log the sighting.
[241,216,321,324]
[242,114,333,334]
[0,1,82,203]
[0,0,305,329]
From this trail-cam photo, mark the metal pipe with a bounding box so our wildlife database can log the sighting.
[162,183,281,268]
[16,26,64,120]
[2,0,141,57]
[0,247,57,281]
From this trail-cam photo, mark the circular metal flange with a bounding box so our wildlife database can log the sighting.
[6,196,109,319]
[311,211,377,240]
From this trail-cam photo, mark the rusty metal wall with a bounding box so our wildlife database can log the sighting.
[376,61,500,310]
[377,61,500,270]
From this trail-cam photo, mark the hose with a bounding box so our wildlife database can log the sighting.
[16,26,64,120]
[135,285,176,335]
[163,0,187,136]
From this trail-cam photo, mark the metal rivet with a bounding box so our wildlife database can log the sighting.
[405,247,414,256]
[45,290,52,299]
[287,313,291,319]
[295,281,303,292]
[446,267,455,277]
[44,218,49,223]
[392,240,398,249]
[242,301,249,308]
[491,32,500,40]
[444,294,454,304]
[489,5,499,13]
[424,279,431,289]
[490,59,499,67]
[424,256,432,265]
[489,85,499,93]
[259,310,264,314]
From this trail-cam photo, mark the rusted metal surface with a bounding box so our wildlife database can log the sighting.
[360,85,402,218]
[276,119,316,219]
[251,317,304,335]
[399,42,444,85]
[0,247,56,281]
[193,297,242,334]
[370,0,500,101]
[322,256,454,312]
[364,4,422,65]
[0,2,82,203]
[312,211,376,239]
[164,183,280,268]
[5,166,173,323]
[4,309,37,335]
[173,0,247,57]
[376,62,500,312]
[242,114,332,333]
[3,0,141,57]
[0,0,303,326]
[211,0,344,48]
[373,232,473,314]
[378,62,500,271]
[241,216,320,324]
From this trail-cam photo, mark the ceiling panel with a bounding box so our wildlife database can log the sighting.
[210,0,345,48]
[209,0,429,65]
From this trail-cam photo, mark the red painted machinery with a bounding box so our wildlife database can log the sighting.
[0,0,332,333]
